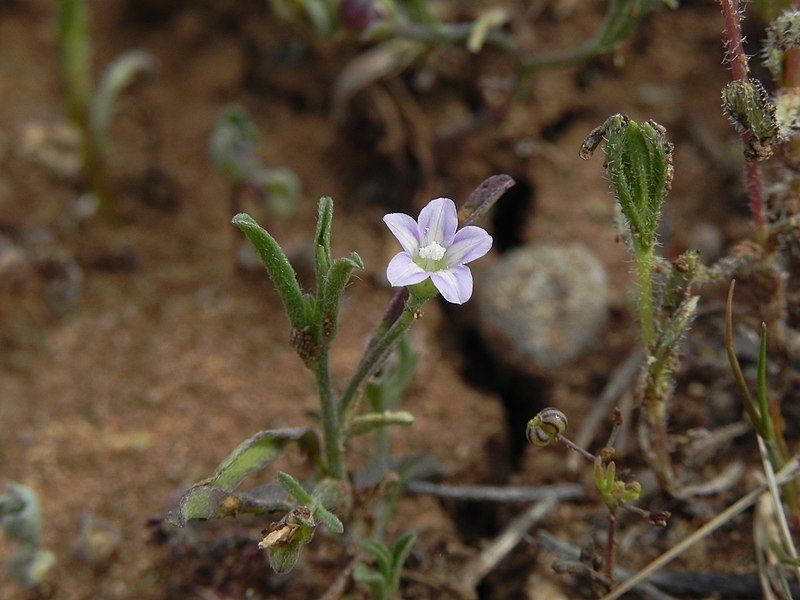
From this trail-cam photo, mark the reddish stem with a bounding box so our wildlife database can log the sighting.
[719,0,767,240]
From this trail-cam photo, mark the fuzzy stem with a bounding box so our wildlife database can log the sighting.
[634,246,657,349]
[313,350,346,480]
[338,294,424,422]
[719,0,767,241]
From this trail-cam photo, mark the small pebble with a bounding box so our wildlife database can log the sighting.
[478,243,608,369]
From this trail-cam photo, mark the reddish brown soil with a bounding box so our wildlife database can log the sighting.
[0,1,785,599]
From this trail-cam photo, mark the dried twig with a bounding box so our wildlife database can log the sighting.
[600,456,800,600]
[757,436,800,586]
[406,481,583,503]
[320,552,363,600]
[458,497,557,595]
[568,348,643,470]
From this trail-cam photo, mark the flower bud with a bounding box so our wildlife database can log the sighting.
[526,408,567,447]
[763,10,800,84]
[721,79,778,161]
[581,115,673,253]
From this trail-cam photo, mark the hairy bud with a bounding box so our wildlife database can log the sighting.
[721,79,779,160]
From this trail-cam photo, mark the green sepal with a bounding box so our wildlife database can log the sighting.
[259,506,316,573]
[345,411,415,438]
[232,213,307,330]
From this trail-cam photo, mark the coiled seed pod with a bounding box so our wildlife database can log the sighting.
[526,408,568,447]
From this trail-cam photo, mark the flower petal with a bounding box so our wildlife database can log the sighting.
[445,226,493,265]
[417,198,458,247]
[386,252,429,286]
[430,265,473,304]
[383,213,421,255]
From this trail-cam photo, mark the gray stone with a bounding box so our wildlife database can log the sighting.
[477,243,608,369]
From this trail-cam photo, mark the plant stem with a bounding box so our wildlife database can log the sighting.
[338,295,423,421]
[313,350,345,480]
[634,246,656,349]
[605,511,618,581]
[557,435,597,464]
[718,0,767,242]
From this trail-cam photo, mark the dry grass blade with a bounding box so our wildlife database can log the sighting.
[757,435,800,587]
[599,456,800,600]
[457,497,557,597]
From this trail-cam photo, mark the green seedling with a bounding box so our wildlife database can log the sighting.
[58,0,153,219]
[354,533,417,600]
[581,115,699,494]
[0,483,55,589]
[170,177,511,575]
[210,105,301,221]
[527,408,665,580]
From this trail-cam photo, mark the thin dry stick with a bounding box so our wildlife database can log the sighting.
[459,497,557,592]
[320,552,364,600]
[757,436,800,586]
[406,481,584,503]
[600,457,800,600]
[568,348,644,471]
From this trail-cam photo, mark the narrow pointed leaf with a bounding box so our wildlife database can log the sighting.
[210,427,319,491]
[391,532,417,571]
[277,471,314,505]
[313,504,344,534]
[362,539,393,575]
[232,213,307,329]
[345,411,414,438]
[314,197,334,293]
[320,252,364,340]
[58,0,91,122]
[91,50,153,145]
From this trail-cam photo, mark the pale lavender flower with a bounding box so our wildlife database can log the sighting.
[383,197,493,304]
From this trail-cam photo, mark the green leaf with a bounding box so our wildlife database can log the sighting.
[653,295,698,368]
[211,428,319,491]
[320,252,364,341]
[171,484,293,526]
[91,50,153,150]
[314,196,334,295]
[721,79,778,161]
[277,471,314,505]
[467,9,508,53]
[253,167,301,216]
[362,539,393,576]
[353,563,387,599]
[345,411,415,438]
[210,105,261,182]
[58,0,91,122]
[660,250,699,317]
[232,213,307,330]
[313,504,344,534]
[391,532,417,571]
[277,473,345,534]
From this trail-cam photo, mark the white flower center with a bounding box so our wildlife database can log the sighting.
[418,241,446,261]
